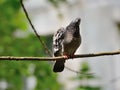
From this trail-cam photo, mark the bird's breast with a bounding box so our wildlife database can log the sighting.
[64,31,73,43]
[63,36,81,55]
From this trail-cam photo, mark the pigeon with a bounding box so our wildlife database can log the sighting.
[53,18,81,72]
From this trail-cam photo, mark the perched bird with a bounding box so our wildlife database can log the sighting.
[53,18,81,72]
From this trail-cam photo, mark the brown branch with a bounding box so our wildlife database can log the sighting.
[74,50,120,58]
[20,0,52,56]
[0,50,120,61]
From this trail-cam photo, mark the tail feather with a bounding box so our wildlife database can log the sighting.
[53,60,65,72]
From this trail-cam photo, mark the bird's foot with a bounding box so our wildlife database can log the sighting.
[63,54,75,59]
[63,55,69,59]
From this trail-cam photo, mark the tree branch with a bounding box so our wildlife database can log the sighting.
[0,50,120,61]
[20,0,52,56]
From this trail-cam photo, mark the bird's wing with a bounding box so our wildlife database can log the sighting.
[53,27,66,56]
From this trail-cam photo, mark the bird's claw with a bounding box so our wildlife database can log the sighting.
[63,54,75,59]
[63,55,69,59]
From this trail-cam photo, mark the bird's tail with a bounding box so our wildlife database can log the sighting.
[53,60,65,72]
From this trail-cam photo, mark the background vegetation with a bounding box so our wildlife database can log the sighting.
[0,0,62,90]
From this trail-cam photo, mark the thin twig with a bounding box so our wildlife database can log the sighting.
[20,0,52,56]
[65,67,80,74]
[74,50,120,58]
[0,56,63,61]
[0,50,120,61]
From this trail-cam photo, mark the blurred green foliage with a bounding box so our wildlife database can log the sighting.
[73,62,101,90]
[0,0,62,90]
[116,23,120,34]
[48,0,67,7]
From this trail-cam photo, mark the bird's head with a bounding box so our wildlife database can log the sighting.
[66,18,81,30]
[69,18,81,27]
[66,18,81,38]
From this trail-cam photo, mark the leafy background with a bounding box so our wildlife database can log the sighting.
[0,0,62,90]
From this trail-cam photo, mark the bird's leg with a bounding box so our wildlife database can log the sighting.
[63,53,75,59]
[63,53,70,59]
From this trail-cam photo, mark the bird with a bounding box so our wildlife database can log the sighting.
[53,18,81,72]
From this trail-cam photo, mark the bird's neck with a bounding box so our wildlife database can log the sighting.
[74,26,80,38]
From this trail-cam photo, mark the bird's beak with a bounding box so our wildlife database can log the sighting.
[75,18,81,25]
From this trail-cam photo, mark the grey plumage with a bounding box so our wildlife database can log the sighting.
[53,18,81,72]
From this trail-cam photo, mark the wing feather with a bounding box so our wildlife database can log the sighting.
[53,27,65,56]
